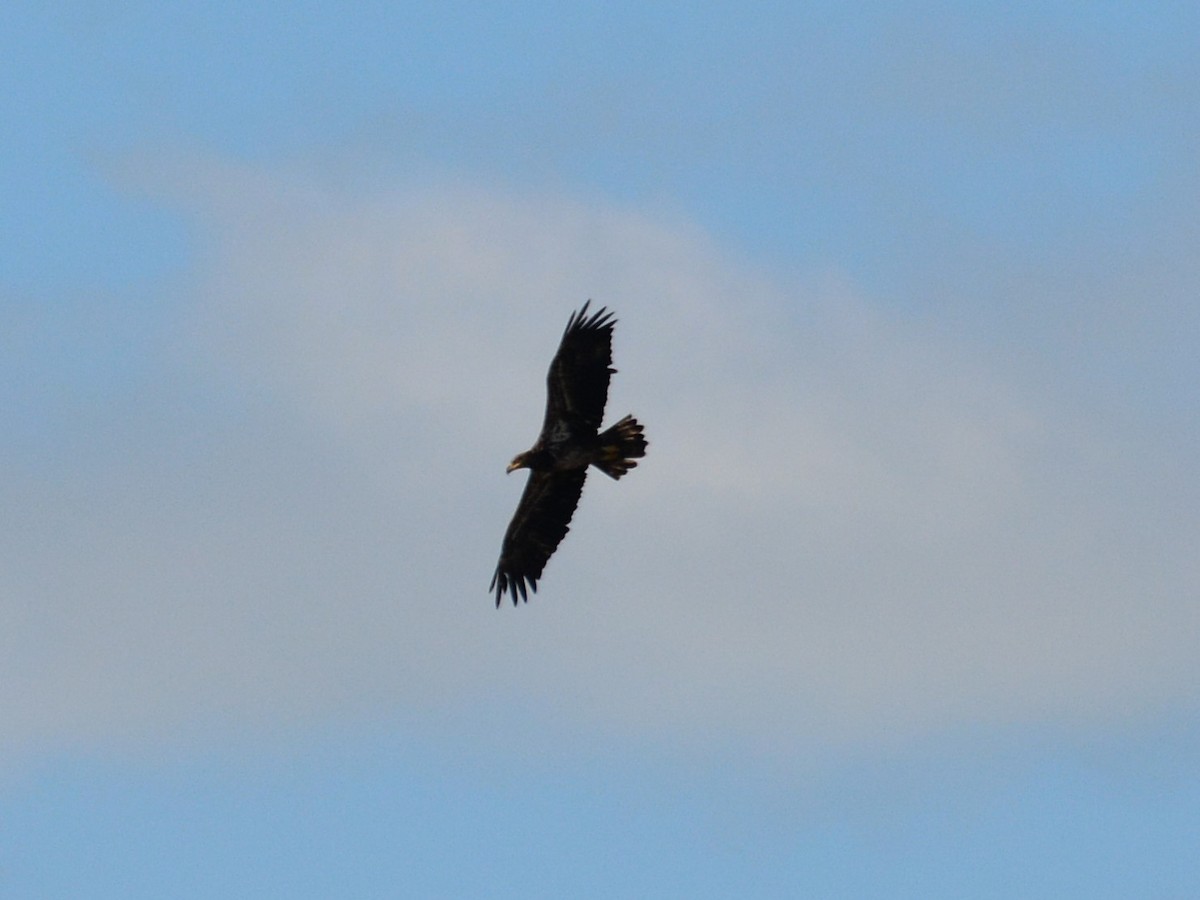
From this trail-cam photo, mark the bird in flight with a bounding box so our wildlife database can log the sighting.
[491,302,647,606]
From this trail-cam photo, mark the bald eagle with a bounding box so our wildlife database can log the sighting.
[491,302,647,606]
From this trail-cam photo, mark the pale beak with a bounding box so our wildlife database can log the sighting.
[506,460,521,474]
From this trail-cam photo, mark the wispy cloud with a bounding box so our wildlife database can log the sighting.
[3,156,1196,768]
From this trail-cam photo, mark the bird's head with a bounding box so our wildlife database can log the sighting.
[506,452,531,474]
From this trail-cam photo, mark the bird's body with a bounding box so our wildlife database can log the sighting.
[491,302,647,606]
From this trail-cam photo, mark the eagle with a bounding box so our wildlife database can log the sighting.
[491,301,647,606]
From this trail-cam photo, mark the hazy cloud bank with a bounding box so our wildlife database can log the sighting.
[3,158,1196,767]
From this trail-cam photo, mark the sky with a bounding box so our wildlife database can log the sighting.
[3,2,1199,897]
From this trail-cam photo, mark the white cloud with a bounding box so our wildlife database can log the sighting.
[3,157,1196,768]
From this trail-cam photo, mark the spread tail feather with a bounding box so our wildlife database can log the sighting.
[593,415,647,480]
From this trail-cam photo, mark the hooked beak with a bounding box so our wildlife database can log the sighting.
[506,459,522,474]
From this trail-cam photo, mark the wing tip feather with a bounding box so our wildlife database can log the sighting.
[492,566,540,607]
[565,299,616,337]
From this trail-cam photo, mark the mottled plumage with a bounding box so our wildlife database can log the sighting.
[491,302,647,606]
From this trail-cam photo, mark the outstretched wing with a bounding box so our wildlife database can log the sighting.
[543,301,616,435]
[491,469,588,606]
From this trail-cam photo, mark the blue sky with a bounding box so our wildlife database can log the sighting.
[3,3,1199,897]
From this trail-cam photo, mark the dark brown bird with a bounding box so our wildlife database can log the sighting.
[491,302,647,606]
